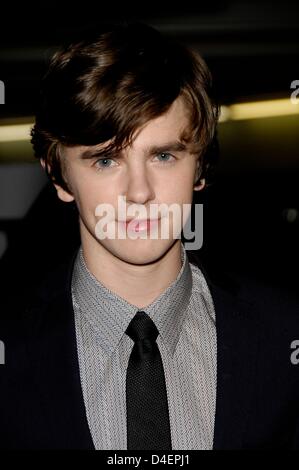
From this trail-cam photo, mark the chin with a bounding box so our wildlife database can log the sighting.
[103,238,176,266]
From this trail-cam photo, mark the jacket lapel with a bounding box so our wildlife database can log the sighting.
[188,251,260,449]
[27,251,94,449]
[210,281,260,449]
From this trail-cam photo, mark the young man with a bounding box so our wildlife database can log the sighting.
[0,23,299,450]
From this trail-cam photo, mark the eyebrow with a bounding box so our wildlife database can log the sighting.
[80,147,116,160]
[79,140,188,160]
[145,141,187,155]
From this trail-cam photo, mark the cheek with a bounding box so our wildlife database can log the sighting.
[161,170,195,203]
[68,175,108,215]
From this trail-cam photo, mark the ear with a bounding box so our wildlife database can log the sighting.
[40,158,75,203]
[53,183,75,203]
[193,178,206,191]
[193,159,206,191]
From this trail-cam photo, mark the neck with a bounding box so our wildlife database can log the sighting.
[80,228,183,309]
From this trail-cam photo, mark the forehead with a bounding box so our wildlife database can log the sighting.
[65,95,191,158]
[131,95,191,148]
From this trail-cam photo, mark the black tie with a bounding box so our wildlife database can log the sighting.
[125,310,172,450]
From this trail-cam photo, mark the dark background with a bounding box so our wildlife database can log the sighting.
[0,0,298,296]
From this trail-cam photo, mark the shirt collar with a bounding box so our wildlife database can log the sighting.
[71,242,192,357]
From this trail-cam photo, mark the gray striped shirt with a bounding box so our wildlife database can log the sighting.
[71,242,217,450]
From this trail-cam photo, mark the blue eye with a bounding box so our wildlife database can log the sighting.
[94,158,114,169]
[156,153,174,163]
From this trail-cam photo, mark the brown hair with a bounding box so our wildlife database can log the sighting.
[31,23,219,193]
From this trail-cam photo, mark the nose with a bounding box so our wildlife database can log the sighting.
[124,163,155,205]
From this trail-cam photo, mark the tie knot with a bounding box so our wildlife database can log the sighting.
[126,311,159,343]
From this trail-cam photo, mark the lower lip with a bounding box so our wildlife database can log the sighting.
[119,219,160,232]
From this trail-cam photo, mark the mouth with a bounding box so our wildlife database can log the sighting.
[118,218,160,233]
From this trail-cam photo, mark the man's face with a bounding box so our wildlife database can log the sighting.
[55,96,204,265]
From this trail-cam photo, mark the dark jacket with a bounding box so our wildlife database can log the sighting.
[0,248,299,449]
